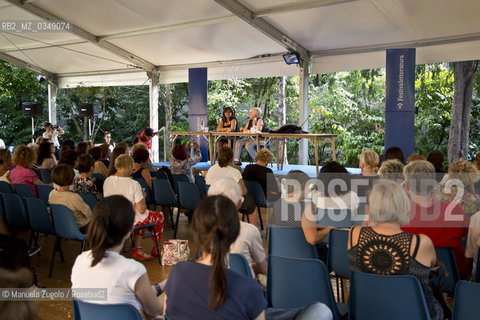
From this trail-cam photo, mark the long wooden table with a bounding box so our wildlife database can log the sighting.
[171,131,338,175]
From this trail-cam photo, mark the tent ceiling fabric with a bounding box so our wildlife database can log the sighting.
[0,0,479,87]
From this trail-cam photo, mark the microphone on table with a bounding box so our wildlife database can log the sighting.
[300,114,313,128]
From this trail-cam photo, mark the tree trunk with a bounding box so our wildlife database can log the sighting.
[448,61,478,165]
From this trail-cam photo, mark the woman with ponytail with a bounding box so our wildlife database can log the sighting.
[164,195,267,319]
[71,195,163,318]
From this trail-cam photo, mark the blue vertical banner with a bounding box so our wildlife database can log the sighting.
[188,68,208,161]
[385,48,416,163]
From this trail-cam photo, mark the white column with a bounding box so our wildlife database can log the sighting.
[298,61,309,165]
[48,83,57,125]
[148,70,160,163]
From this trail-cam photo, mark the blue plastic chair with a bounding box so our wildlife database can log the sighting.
[267,225,318,259]
[327,228,350,302]
[133,177,153,205]
[476,248,480,283]
[434,247,461,293]
[13,183,35,199]
[73,299,142,320]
[91,173,105,182]
[229,253,253,278]
[349,271,430,320]
[2,192,30,228]
[172,174,190,194]
[36,184,53,205]
[39,168,52,184]
[0,181,12,194]
[316,208,358,229]
[79,193,97,211]
[452,280,480,320]
[49,204,86,277]
[244,180,268,230]
[24,197,55,235]
[267,255,347,320]
[194,175,207,199]
[152,179,179,236]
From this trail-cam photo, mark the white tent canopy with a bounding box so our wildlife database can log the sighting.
[1,0,480,87]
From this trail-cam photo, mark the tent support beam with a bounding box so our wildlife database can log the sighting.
[298,61,310,165]
[48,83,57,125]
[148,70,160,163]
[214,0,310,62]
[0,52,54,78]
[5,0,156,72]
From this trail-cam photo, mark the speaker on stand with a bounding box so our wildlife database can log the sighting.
[22,102,43,142]
[79,103,94,139]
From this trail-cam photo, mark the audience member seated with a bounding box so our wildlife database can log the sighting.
[0,268,38,320]
[400,160,470,278]
[208,178,267,277]
[233,107,264,165]
[71,195,163,318]
[206,147,257,227]
[406,153,426,164]
[56,149,79,190]
[49,164,92,233]
[73,154,103,201]
[164,195,267,319]
[103,155,164,260]
[60,139,75,153]
[348,179,443,320]
[378,159,404,183]
[466,210,480,279]
[36,141,57,170]
[131,143,156,172]
[242,149,280,203]
[89,146,108,178]
[99,143,111,168]
[10,145,43,197]
[272,170,310,228]
[440,159,480,217]
[304,161,360,260]
[76,141,90,158]
[351,150,379,198]
[427,150,446,182]
[108,145,128,176]
[383,146,405,164]
[0,149,12,183]
[131,147,154,190]
[170,142,201,183]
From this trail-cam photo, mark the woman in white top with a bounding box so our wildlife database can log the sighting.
[71,195,164,318]
[103,154,164,260]
[0,149,11,183]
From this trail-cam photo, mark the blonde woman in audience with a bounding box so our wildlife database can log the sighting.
[348,179,443,320]
[49,164,92,233]
[0,149,12,183]
[406,153,426,164]
[352,150,379,198]
[10,145,43,197]
[378,159,404,183]
[71,195,163,318]
[103,155,164,260]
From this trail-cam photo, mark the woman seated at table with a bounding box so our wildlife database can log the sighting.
[348,179,443,320]
[233,107,263,166]
[216,107,237,151]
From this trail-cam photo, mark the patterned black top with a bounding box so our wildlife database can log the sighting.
[348,227,443,320]
[73,176,102,201]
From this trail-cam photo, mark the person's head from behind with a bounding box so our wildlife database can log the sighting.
[317,161,351,197]
[403,160,436,197]
[99,144,110,160]
[61,139,75,152]
[406,153,426,164]
[222,107,235,121]
[367,179,411,225]
[87,195,135,267]
[284,170,310,199]
[192,195,240,310]
[0,268,38,320]
[76,142,89,156]
[255,149,273,165]
[217,147,233,167]
[0,149,12,169]
[132,147,150,165]
[77,154,95,174]
[13,145,35,169]
[58,149,78,167]
[384,146,404,164]
[88,146,102,162]
[130,142,147,156]
[448,159,480,191]
[208,178,243,209]
[171,144,188,161]
[37,142,54,165]
[115,142,129,153]
[378,159,404,183]
[108,146,128,175]
[143,127,154,140]
[427,150,445,171]
[44,122,53,132]
[52,164,74,187]
[115,154,134,176]
[359,150,379,173]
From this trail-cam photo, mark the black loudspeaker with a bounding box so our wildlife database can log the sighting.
[22,102,42,116]
[78,103,94,117]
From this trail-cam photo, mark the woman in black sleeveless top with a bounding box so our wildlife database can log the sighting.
[348,179,443,320]
[216,107,237,151]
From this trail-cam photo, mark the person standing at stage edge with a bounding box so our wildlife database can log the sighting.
[42,122,64,158]
[132,127,156,150]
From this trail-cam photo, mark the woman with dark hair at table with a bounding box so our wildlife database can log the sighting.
[216,106,237,151]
